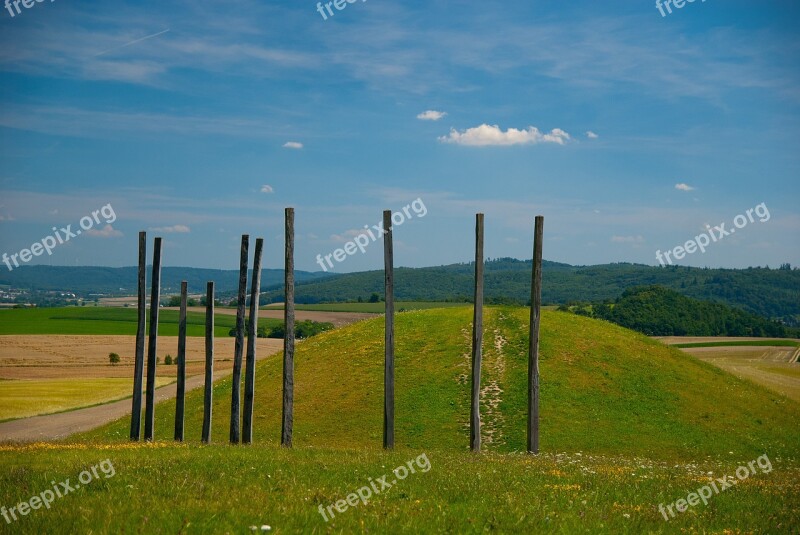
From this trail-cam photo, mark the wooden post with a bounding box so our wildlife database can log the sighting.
[174,281,187,442]
[144,237,162,442]
[527,215,544,454]
[230,235,249,444]
[130,231,146,441]
[242,238,263,444]
[281,208,295,447]
[202,281,215,444]
[470,214,484,452]
[383,210,395,450]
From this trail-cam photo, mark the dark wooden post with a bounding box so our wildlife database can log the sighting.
[202,281,215,444]
[174,281,187,442]
[281,208,295,447]
[470,214,484,452]
[242,238,263,444]
[130,231,146,441]
[527,216,544,454]
[144,237,162,442]
[383,210,395,450]
[230,235,249,444]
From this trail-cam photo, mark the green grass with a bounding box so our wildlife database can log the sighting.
[0,443,796,533]
[0,307,281,337]
[673,340,800,348]
[0,378,174,421]
[263,301,470,313]
[2,307,799,533]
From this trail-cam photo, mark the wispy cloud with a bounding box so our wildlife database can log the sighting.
[586,131,599,139]
[261,185,274,194]
[283,141,304,149]
[611,235,645,244]
[149,225,191,233]
[439,124,570,146]
[417,110,447,121]
[675,183,695,191]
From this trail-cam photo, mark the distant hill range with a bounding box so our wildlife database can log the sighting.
[2,259,798,325]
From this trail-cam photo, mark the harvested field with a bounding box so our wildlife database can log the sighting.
[184,307,375,328]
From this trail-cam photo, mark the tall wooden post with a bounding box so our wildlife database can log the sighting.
[281,208,295,447]
[144,237,162,442]
[470,214,484,452]
[130,231,146,441]
[202,281,215,444]
[230,235,249,444]
[383,210,395,450]
[527,216,544,454]
[174,281,187,442]
[242,238,263,444]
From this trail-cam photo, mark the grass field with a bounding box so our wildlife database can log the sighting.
[0,378,174,421]
[0,307,281,337]
[263,301,470,313]
[2,308,799,532]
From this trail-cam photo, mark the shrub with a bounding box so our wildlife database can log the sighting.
[164,355,173,365]
[108,352,120,365]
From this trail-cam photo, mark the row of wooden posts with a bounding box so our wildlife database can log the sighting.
[129,209,544,453]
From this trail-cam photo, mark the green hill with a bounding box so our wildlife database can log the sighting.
[3,307,797,533]
[564,285,797,337]
[85,307,799,458]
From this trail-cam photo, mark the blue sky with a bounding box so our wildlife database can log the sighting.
[1,0,798,273]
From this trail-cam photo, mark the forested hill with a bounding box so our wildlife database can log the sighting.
[259,259,799,325]
[561,285,798,337]
[3,260,798,326]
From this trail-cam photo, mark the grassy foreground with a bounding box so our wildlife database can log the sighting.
[0,442,797,533]
[2,308,799,532]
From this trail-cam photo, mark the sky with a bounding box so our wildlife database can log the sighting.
[0,0,798,274]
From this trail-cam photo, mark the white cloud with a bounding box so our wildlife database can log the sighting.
[438,124,570,146]
[417,110,447,121]
[611,235,644,243]
[85,224,123,238]
[283,141,303,149]
[260,185,274,194]
[330,229,371,243]
[149,225,191,233]
[586,131,599,139]
[675,183,695,191]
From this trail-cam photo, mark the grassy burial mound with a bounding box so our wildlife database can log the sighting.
[3,308,797,533]
[84,308,799,459]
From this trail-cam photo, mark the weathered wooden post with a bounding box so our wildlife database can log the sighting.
[527,215,544,454]
[383,210,395,450]
[242,238,263,444]
[281,208,295,447]
[174,281,187,442]
[130,231,146,441]
[471,214,484,452]
[230,235,249,444]
[202,281,215,444]
[144,236,162,442]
